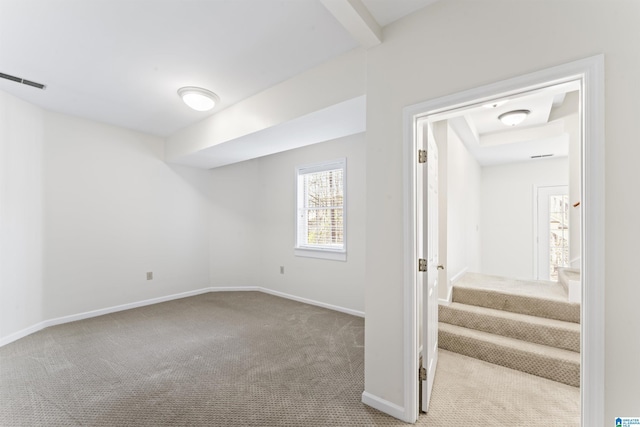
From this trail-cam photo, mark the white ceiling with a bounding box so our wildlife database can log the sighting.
[0,0,437,138]
[446,82,580,166]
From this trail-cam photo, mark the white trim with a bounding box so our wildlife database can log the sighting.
[258,287,364,318]
[402,55,604,426]
[438,293,452,306]
[438,266,467,305]
[209,285,365,318]
[294,248,347,261]
[449,266,468,286]
[361,392,406,421]
[0,287,212,347]
[209,286,260,292]
[294,157,347,258]
[580,53,605,427]
[0,285,364,348]
[0,322,46,348]
[532,184,540,279]
[401,93,420,422]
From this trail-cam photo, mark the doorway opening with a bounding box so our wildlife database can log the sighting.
[402,56,604,425]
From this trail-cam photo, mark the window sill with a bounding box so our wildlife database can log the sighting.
[294,248,347,261]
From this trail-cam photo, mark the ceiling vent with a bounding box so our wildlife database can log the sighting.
[531,154,554,159]
[0,72,46,90]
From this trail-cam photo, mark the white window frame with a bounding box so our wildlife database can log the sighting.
[294,158,347,261]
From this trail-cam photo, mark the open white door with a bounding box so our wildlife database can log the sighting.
[419,122,439,412]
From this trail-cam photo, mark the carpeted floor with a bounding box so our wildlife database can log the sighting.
[0,292,579,426]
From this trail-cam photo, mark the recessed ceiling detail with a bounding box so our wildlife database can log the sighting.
[0,72,46,90]
[445,81,580,166]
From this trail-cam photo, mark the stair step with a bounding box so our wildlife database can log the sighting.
[439,303,580,352]
[452,286,580,323]
[439,322,580,387]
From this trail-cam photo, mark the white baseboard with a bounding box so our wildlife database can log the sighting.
[258,287,364,318]
[209,286,260,292]
[450,267,468,285]
[361,391,408,421]
[1,285,364,347]
[438,288,452,306]
[0,322,47,348]
[0,287,212,347]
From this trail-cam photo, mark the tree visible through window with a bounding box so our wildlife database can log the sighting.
[295,159,345,259]
[549,193,569,281]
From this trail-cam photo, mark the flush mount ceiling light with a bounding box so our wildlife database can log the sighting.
[177,86,220,111]
[498,109,530,126]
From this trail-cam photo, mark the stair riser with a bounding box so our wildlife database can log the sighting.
[439,305,580,352]
[439,329,580,387]
[452,287,580,324]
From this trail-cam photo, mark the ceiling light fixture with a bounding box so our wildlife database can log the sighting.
[177,86,219,111]
[498,109,530,126]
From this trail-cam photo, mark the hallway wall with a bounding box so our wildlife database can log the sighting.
[480,157,568,280]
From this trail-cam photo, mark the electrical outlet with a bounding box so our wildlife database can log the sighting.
[146,272,153,280]
[280,266,284,274]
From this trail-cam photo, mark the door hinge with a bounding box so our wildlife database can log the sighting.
[420,366,427,381]
[418,149,427,163]
[418,258,427,272]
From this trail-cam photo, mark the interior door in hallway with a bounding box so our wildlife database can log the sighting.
[420,122,439,412]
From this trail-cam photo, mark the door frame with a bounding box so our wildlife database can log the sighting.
[402,55,604,424]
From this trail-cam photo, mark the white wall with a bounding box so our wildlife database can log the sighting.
[447,123,481,285]
[208,133,366,313]
[0,91,45,340]
[258,134,366,313]
[42,112,211,319]
[480,157,568,280]
[0,96,212,343]
[208,158,262,288]
[364,0,640,422]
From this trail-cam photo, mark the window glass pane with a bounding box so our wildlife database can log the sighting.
[548,194,569,281]
[296,161,345,253]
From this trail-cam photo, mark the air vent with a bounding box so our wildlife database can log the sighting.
[0,72,46,90]
[531,154,554,159]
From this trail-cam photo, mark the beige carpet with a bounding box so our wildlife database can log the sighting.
[0,292,579,426]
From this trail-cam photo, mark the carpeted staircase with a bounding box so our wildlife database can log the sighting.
[439,281,580,387]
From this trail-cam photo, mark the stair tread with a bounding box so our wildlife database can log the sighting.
[442,302,580,332]
[439,322,580,363]
[452,285,580,323]
[455,272,570,302]
[454,285,579,306]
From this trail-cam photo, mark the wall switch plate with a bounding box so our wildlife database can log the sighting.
[280,266,284,274]
[146,272,153,280]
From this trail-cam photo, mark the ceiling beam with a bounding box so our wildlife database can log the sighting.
[320,0,382,48]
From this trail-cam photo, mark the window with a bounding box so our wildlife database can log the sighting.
[295,159,346,261]
[548,193,570,281]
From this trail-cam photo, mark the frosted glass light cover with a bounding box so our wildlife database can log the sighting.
[178,87,219,111]
[498,109,530,126]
